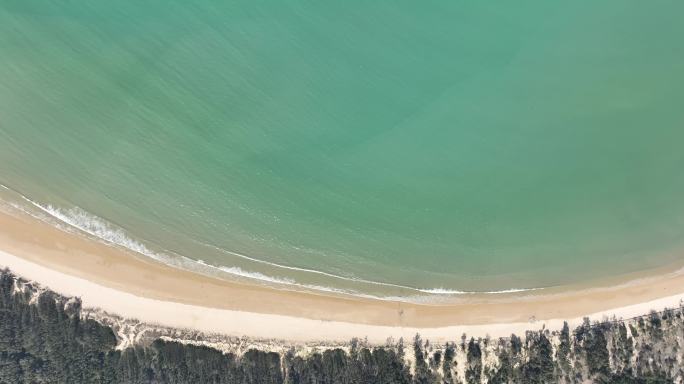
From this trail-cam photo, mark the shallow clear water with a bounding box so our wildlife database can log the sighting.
[1,2,684,298]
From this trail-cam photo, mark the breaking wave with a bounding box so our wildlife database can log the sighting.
[0,183,543,300]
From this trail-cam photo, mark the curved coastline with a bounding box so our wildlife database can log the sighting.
[1,205,684,343]
[0,182,545,299]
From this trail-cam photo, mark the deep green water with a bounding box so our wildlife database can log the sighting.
[1,2,684,298]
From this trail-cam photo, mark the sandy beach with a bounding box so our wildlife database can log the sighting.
[1,206,683,344]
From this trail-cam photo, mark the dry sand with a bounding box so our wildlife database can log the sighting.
[1,207,683,343]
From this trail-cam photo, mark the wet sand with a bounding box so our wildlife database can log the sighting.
[1,207,683,343]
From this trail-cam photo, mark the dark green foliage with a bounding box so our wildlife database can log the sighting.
[0,269,682,383]
[509,333,522,356]
[584,323,611,382]
[412,334,436,384]
[441,342,456,384]
[613,322,634,376]
[0,270,116,384]
[0,270,408,384]
[103,341,281,384]
[556,321,571,374]
[465,338,482,384]
[607,372,673,384]
[486,348,511,384]
[648,311,664,340]
[520,332,554,384]
[284,346,411,384]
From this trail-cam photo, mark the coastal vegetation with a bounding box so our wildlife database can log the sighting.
[0,269,681,383]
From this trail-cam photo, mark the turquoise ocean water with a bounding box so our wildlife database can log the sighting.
[1,2,684,299]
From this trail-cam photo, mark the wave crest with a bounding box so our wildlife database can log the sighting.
[1,183,544,300]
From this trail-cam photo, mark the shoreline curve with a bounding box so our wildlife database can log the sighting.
[1,206,684,343]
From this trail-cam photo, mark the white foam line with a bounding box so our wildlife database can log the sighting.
[195,240,426,290]
[3,188,388,297]
[0,183,544,298]
[195,240,543,295]
[4,248,684,344]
